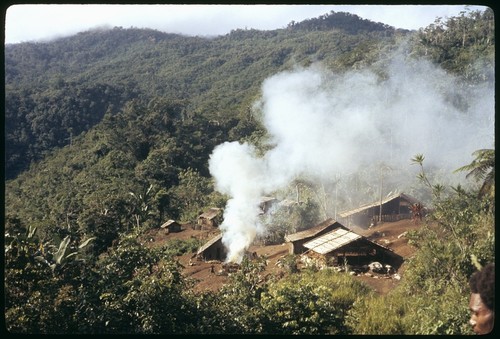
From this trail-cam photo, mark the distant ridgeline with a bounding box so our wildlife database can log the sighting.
[286,11,411,35]
[4,11,410,180]
[4,8,493,181]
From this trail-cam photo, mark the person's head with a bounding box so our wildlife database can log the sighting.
[469,263,495,334]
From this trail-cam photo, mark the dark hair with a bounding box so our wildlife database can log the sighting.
[469,263,495,311]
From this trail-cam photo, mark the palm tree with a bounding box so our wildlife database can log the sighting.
[454,149,495,198]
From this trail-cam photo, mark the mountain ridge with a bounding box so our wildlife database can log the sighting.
[5,11,409,180]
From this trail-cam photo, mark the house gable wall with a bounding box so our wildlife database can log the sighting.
[199,239,227,261]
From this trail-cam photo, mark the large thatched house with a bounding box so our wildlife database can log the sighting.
[338,193,423,229]
[302,227,403,268]
[284,218,348,254]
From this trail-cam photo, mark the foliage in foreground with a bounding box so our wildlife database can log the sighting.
[347,155,494,335]
[4,173,495,334]
[260,269,372,334]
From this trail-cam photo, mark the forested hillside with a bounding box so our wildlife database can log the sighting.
[4,13,409,180]
[4,9,495,334]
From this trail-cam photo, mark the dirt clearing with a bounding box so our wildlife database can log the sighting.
[143,218,425,294]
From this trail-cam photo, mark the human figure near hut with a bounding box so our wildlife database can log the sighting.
[468,263,495,335]
[410,203,423,224]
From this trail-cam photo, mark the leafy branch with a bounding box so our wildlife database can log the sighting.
[411,154,444,200]
[453,148,494,199]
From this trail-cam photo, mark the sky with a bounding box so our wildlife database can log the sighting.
[4,4,488,44]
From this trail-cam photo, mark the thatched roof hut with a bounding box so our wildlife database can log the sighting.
[160,219,181,233]
[259,196,279,214]
[303,227,403,268]
[338,193,423,229]
[196,233,226,261]
[284,218,348,254]
[197,208,223,229]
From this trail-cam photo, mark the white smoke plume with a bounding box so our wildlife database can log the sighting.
[208,142,268,263]
[208,54,494,263]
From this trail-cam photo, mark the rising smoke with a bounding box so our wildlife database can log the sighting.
[208,53,494,263]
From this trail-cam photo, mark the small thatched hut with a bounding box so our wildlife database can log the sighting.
[160,219,182,233]
[196,233,227,261]
[259,196,279,214]
[197,208,222,229]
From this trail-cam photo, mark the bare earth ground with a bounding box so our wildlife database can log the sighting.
[142,218,426,295]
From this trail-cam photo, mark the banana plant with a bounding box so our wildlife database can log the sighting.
[49,235,95,271]
[129,183,155,231]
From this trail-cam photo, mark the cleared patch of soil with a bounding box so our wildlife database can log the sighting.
[348,219,423,294]
[144,218,427,295]
[139,223,217,246]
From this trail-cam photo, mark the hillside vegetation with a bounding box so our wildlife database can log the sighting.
[4,9,495,334]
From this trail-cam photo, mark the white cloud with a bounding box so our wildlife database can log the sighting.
[4,4,488,44]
